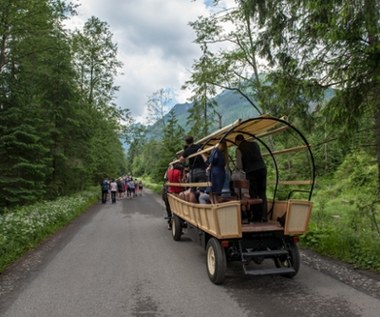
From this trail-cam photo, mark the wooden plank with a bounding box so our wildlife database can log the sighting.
[168,193,242,238]
[242,222,283,233]
[175,119,242,157]
[165,182,211,188]
[170,145,217,165]
[195,119,241,146]
[284,200,313,235]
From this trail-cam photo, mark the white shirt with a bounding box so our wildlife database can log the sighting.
[110,181,118,192]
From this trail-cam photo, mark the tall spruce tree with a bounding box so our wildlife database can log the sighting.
[157,110,185,179]
[0,0,62,207]
[71,16,126,184]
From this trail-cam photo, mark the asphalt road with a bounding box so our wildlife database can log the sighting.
[0,189,379,317]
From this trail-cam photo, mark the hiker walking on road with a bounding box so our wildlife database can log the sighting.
[101,179,109,203]
[110,179,118,203]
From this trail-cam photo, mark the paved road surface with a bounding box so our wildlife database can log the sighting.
[0,189,379,316]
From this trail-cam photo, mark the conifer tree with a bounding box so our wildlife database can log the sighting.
[241,0,380,192]
[0,0,60,207]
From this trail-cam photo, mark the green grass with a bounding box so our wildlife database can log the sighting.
[0,187,99,273]
[301,153,380,272]
[142,176,163,194]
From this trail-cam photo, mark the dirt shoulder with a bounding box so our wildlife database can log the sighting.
[301,248,380,300]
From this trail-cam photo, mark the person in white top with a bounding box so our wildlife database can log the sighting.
[109,179,118,203]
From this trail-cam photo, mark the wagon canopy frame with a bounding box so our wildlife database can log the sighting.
[174,114,316,201]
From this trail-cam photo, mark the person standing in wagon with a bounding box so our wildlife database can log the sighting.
[235,134,267,222]
[204,142,227,203]
[179,136,208,191]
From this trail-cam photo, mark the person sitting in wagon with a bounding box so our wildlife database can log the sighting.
[167,162,184,195]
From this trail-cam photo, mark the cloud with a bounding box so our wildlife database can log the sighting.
[66,0,235,122]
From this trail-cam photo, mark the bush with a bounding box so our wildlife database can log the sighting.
[0,187,98,272]
[301,151,380,272]
[142,176,163,194]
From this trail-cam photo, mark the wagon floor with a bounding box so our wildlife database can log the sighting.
[242,221,283,233]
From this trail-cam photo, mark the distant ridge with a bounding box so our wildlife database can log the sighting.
[146,89,260,140]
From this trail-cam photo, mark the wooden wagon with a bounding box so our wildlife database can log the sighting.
[164,115,315,284]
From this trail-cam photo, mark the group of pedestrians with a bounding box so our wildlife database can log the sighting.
[164,133,267,226]
[100,176,143,204]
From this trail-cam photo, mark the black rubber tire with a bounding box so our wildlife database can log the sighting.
[206,238,227,284]
[274,241,300,278]
[172,215,182,241]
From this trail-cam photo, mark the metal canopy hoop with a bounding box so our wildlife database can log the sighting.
[186,115,315,202]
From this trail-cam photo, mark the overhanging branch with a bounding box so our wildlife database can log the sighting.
[209,81,262,115]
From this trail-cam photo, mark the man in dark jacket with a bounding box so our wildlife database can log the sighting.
[179,136,207,191]
[235,134,267,221]
[100,179,109,203]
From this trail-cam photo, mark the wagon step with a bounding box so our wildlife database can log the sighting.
[244,267,296,276]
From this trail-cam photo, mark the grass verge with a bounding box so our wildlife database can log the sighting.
[0,187,99,273]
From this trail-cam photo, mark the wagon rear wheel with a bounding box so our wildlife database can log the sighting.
[274,240,300,278]
[172,215,182,241]
[206,238,226,284]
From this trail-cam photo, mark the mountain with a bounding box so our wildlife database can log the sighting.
[146,89,260,140]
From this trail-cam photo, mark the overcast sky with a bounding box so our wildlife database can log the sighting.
[66,0,235,123]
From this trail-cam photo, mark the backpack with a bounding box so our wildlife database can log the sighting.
[101,181,109,191]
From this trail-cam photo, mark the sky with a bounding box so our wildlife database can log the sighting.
[66,0,235,123]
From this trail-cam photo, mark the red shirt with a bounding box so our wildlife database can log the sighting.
[167,168,183,193]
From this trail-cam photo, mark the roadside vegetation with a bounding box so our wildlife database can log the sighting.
[302,152,380,271]
[0,188,98,273]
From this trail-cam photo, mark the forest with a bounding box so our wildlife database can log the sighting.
[0,1,379,270]
[0,1,130,209]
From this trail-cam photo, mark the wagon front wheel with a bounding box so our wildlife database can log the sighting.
[172,215,182,241]
[206,238,226,284]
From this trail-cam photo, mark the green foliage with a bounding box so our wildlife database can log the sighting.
[0,187,99,272]
[141,177,163,194]
[187,7,265,116]
[302,151,380,271]
[241,0,380,190]
[184,42,220,136]
[127,110,184,183]
[0,0,59,206]
[0,2,127,209]
[71,16,122,108]
[302,223,380,271]
[156,111,185,180]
